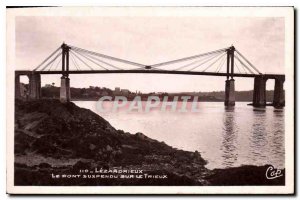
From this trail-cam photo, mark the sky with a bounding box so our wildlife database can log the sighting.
[16,15,285,92]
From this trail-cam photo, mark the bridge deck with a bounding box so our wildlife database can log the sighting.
[15,70,285,79]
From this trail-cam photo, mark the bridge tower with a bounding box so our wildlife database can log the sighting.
[224,46,235,106]
[60,43,71,102]
[273,76,285,107]
[15,74,21,99]
[28,73,41,100]
[15,72,41,100]
[252,75,267,107]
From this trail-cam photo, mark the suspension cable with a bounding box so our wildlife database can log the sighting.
[72,49,108,70]
[47,52,59,71]
[71,51,94,70]
[151,47,228,68]
[33,47,61,71]
[215,55,226,72]
[202,53,226,72]
[70,45,145,68]
[234,60,241,73]
[235,60,246,74]
[69,52,80,70]
[173,51,223,71]
[70,52,81,70]
[235,49,262,74]
[188,52,223,71]
[234,54,255,74]
[53,57,62,71]
[73,49,122,70]
[40,50,62,71]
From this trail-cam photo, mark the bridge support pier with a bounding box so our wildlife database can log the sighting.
[28,73,41,100]
[273,77,285,108]
[15,74,21,99]
[225,79,235,106]
[253,76,266,107]
[60,76,71,102]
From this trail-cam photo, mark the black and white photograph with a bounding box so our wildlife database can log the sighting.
[6,6,294,194]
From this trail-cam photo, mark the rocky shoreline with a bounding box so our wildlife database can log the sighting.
[14,99,285,186]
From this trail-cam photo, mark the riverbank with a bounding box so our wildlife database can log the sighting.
[14,99,285,186]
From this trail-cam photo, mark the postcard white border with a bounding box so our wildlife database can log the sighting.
[6,6,294,194]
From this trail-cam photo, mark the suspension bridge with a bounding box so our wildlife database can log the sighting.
[15,43,285,107]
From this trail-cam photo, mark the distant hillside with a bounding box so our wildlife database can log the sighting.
[197,91,277,102]
[39,85,280,102]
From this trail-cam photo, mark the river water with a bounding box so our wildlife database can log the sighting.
[73,101,285,170]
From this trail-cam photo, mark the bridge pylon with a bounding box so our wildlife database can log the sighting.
[224,46,235,106]
[60,43,71,102]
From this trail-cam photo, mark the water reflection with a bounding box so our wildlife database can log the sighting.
[221,106,238,168]
[269,109,285,168]
[74,101,285,169]
[253,107,267,112]
[250,109,268,165]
